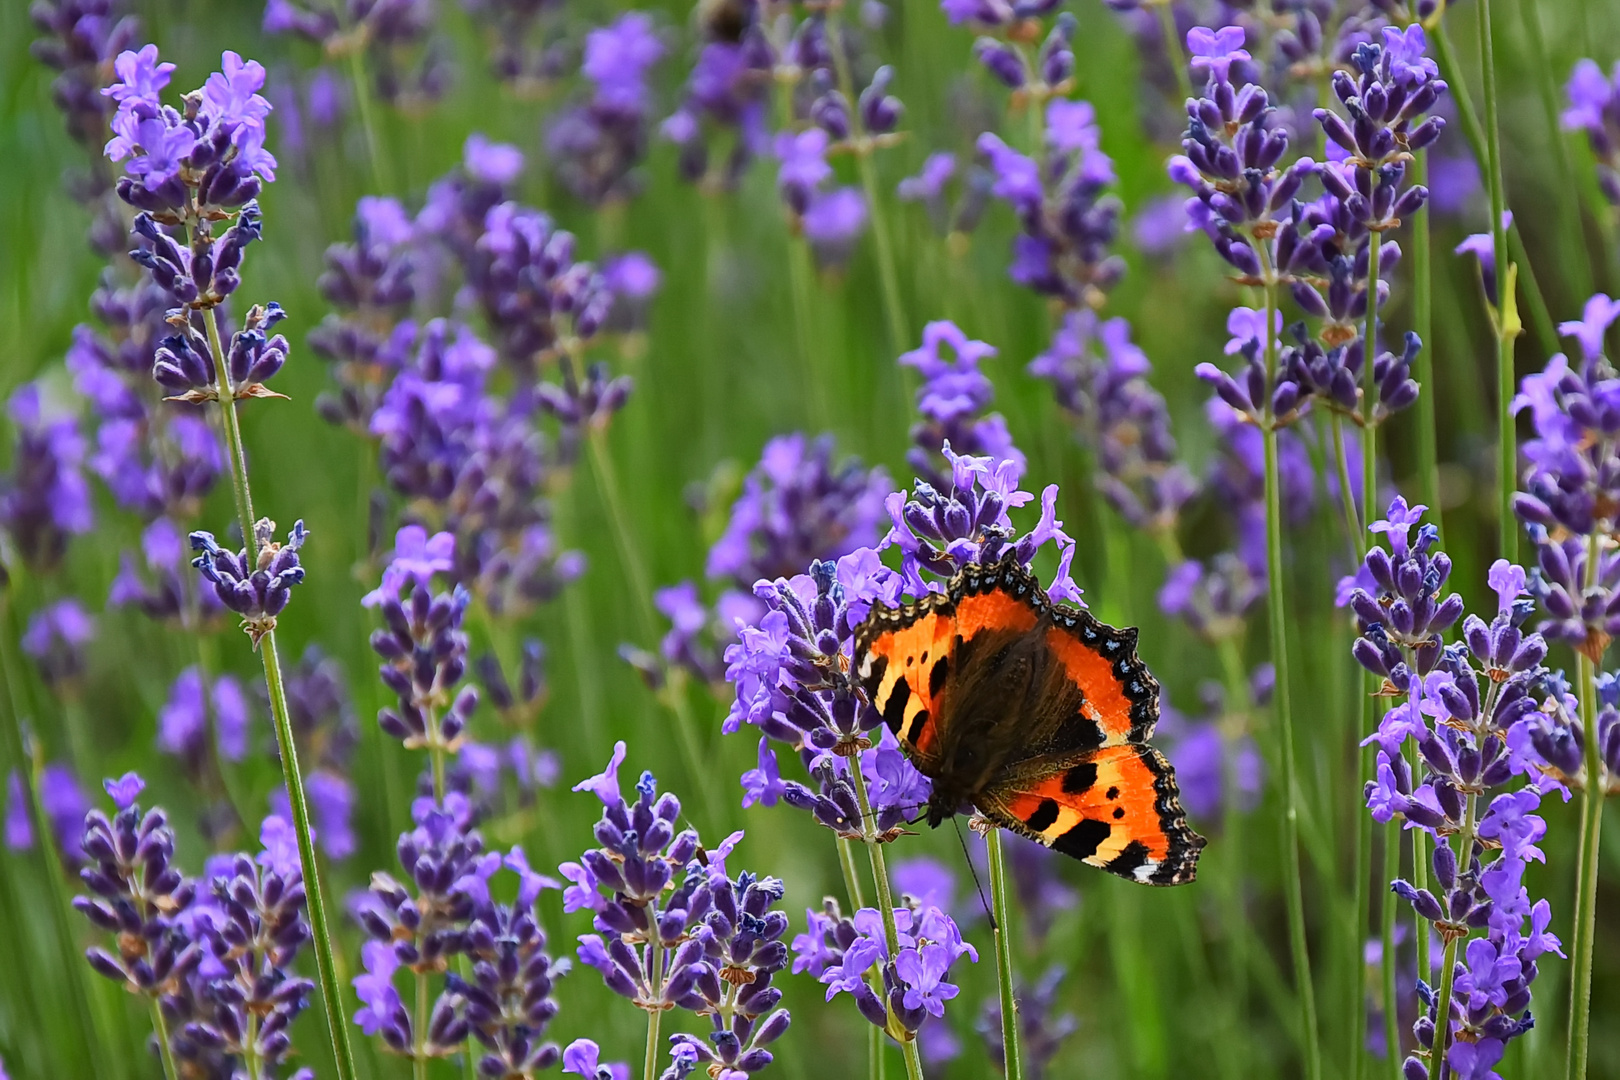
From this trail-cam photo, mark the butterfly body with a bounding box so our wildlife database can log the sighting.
[855,556,1205,885]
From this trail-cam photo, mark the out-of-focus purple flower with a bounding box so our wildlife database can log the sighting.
[158,667,253,768]
[22,599,95,686]
[707,433,892,589]
[1030,309,1195,535]
[1,383,94,571]
[901,320,1022,489]
[1563,58,1620,204]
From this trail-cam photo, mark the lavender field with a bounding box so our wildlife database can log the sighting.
[1,0,1617,1077]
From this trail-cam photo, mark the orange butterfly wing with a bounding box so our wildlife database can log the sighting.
[979,744,1204,885]
[855,584,1040,763]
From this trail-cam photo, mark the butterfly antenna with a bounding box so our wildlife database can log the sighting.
[952,817,998,933]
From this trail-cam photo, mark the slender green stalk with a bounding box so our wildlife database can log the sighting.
[1151,0,1194,104]
[643,935,665,1080]
[1429,25,1558,361]
[985,828,1024,1080]
[1427,790,1479,1078]
[414,969,430,1080]
[1259,263,1321,1080]
[1351,719,1372,1080]
[1365,228,1393,1080]
[1380,821,1401,1078]
[824,2,908,357]
[1409,150,1441,531]
[1564,636,1605,1079]
[553,482,604,748]
[1328,414,1363,561]
[345,47,391,194]
[1475,0,1516,562]
[203,307,360,1080]
[1513,0,1594,302]
[149,998,182,1080]
[585,428,720,827]
[846,760,925,1080]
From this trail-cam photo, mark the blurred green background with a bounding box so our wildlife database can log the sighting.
[1,0,1617,1077]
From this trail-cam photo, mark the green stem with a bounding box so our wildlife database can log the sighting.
[1427,791,1479,1079]
[847,760,925,1080]
[585,428,719,827]
[1430,25,1558,361]
[1328,414,1364,560]
[1407,739,1430,993]
[823,2,908,358]
[1410,150,1442,534]
[203,306,359,1080]
[1352,728,1372,1080]
[1260,264,1322,1080]
[1381,820,1401,1077]
[414,968,429,1080]
[1564,633,1605,1079]
[1151,0,1195,104]
[345,47,390,193]
[643,921,665,1080]
[1365,232,1391,1080]
[1513,0,1594,302]
[553,482,603,749]
[149,998,181,1080]
[986,828,1024,1080]
[1475,0,1516,563]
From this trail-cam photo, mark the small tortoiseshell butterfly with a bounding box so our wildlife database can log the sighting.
[855,555,1205,885]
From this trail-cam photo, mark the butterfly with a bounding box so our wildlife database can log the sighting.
[854,554,1205,885]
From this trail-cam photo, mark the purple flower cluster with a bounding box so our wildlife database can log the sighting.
[4,765,90,864]
[189,518,310,647]
[22,598,95,689]
[642,434,890,691]
[1564,59,1620,205]
[774,128,868,266]
[793,895,976,1040]
[1512,297,1620,650]
[896,152,991,240]
[28,0,141,245]
[264,0,447,107]
[1348,502,1560,1076]
[308,196,418,430]
[661,22,772,190]
[157,666,252,772]
[76,776,320,1078]
[1029,309,1194,535]
[546,12,665,205]
[900,321,1021,490]
[462,0,570,90]
[976,92,1123,306]
[0,384,93,572]
[352,792,562,1069]
[69,275,224,524]
[366,528,479,759]
[564,747,791,1078]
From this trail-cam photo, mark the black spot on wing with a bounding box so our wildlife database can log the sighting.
[929,657,950,698]
[1025,798,1061,833]
[1052,818,1111,861]
[882,676,910,735]
[1061,763,1097,795]
[1105,840,1150,879]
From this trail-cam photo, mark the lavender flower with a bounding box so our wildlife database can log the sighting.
[547,12,665,206]
[562,1039,630,1080]
[22,599,95,687]
[190,518,310,646]
[1029,309,1195,535]
[367,530,478,760]
[793,897,976,1038]
[976,965,1077,1079]
[662,32,772,190]
[0,383,93,571]
[264,0,446,107]
[1563,58,1620,205]
[565,743,788,1074]
[5,764,90,863]
[1346,502,1557,1076]
[976,90,1123,306]
[900,321,1022,490]
[708,433,892,589]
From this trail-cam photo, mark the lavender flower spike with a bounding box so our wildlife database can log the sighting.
[190,518,309,646]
